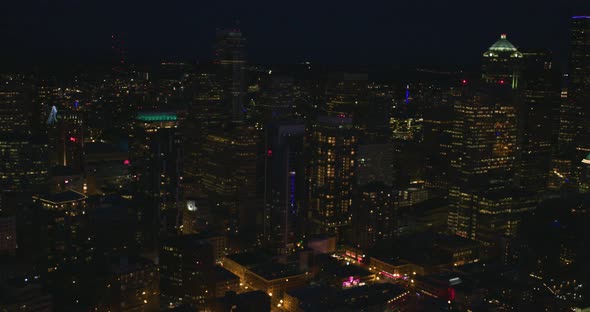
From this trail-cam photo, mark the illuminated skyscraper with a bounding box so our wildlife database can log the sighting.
[130,112,182,251]
[557,16,590,191]
[183,67,225,197]
[308,116,357,238]
[481,34,523,89]
[200,125,259,245]
[0,83,49,195]
[447,85,518,241]
[0,85,32,133]
[263,121,306,253]
[324,73,368,128]
[214,29,247,123]
[516,50,561,193]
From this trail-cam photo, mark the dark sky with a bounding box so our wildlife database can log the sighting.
[1,0,589,70]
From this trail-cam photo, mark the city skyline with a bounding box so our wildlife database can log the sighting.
[1,4,590,312]
[1,1,589,69]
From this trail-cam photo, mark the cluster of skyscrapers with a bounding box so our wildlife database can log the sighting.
[0,16,589,312]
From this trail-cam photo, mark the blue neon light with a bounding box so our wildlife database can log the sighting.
[405,84,410,104]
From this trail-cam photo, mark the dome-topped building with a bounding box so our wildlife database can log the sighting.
[482,34,523,88]
[489,34,518,52]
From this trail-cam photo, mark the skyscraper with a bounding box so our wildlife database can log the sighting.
[481,34,523,89]
[200,125,259,246]
[130,112,182,251]
[214,29,247,123]
[557,16,590,191]
[263,120,306,253]
[352,182,396,250]
[308,116,357,238]
[0,82,49,195]
[447,85,518,241]
[324,73,368,129]
[516,50,560,193]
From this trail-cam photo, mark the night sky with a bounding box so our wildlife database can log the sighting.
[1,0,589,70]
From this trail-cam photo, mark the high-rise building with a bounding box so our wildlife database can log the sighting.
[308,116,357,238]
[263,121,306,253]
[214,29,247,123]
[0,134,49,194]
[0,85,33,134]
[516,50,561,193]
[159,235,215,309]
[447,85,518,240]
[32,189,93,306]
[0,82,49,195]
[256,76,297,121]
[183,67,225,197]
[324,73,368,126]
[557,16,590,191]
[94,257,160,311]
[200,125,259,246]
[422,95,453,190]
[355,142,394,187]
[481,34,523,89]
[130,112,182,251]
[352,182,396,250]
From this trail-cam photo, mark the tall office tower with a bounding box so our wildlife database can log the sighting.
[308,116,357,238]
[447,85,518,241]
[200,125,258,245]
[156,62,192,110]
[32,190,93,307]
[159,235,214,309]
[184,67,225,197]
[352,182,396,250]
[481,34,523,89]
[263,121,306,254]
[422,94,453,190]
[0,134,49,194]
[557,16,590,191]
[190,67,225,131]
[366,82,395,140]
[214,29,247,123]
[130,112,182,251]
[516,50,561,193]
[0,83,49,195]
[355,142,394,187]
[257,76,297,120]
[325,73,368,121]
[48,109,84,171]
[0,84,32,133]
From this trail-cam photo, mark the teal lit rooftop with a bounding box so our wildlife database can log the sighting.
[136,112,177,122]
[488,34,518,52]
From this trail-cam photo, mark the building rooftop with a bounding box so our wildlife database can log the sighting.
[488,34,518,52]
[250,263,303,281]
[136,112,177,122]
[322,261,373,279]
[215,266,239,282]
[50,165,81,176]
[288,283,407,311]
[35,190,87,204]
